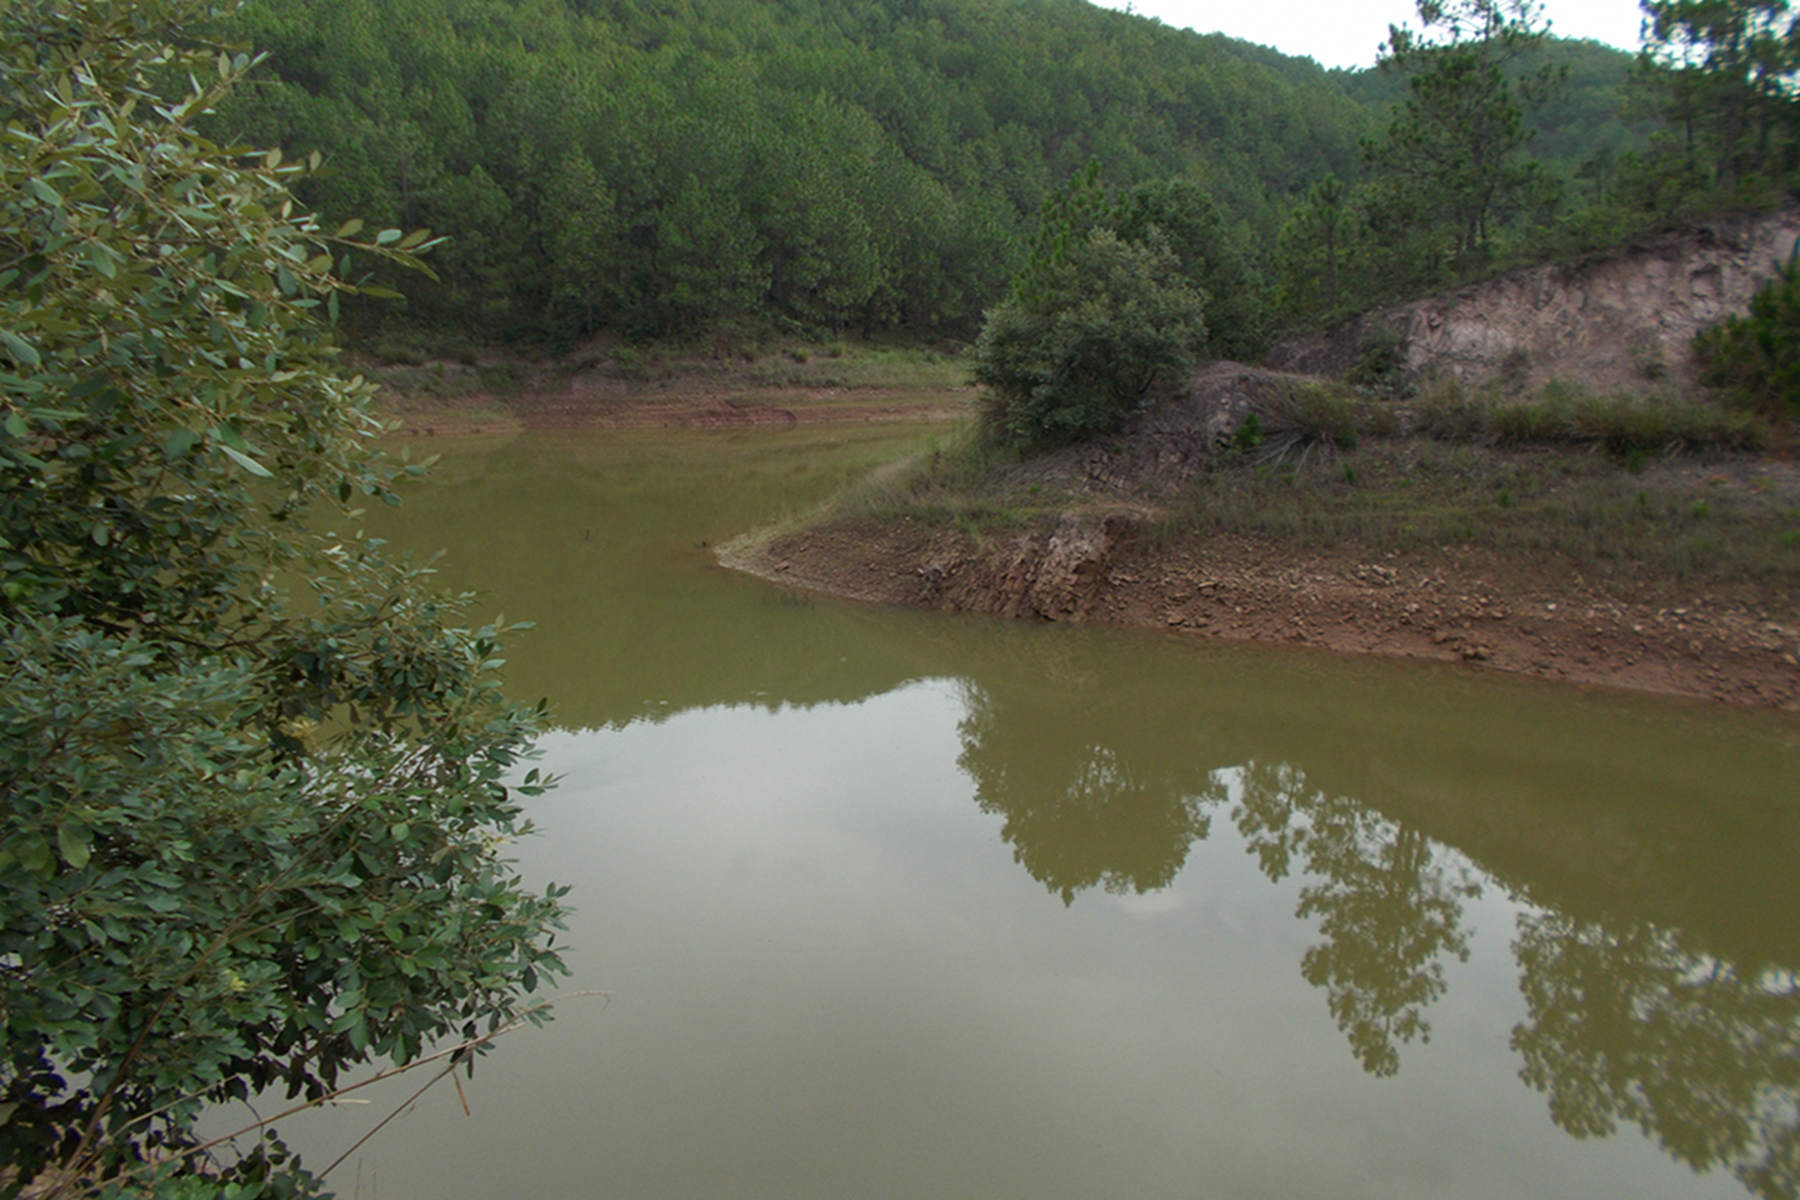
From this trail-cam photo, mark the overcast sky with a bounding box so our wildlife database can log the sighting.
[1086,0,1646,70]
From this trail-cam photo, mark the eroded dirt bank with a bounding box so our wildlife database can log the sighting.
[1269,204,1800,396]
[727,513,1800,711]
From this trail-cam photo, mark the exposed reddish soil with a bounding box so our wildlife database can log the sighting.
[730,514,1800,711]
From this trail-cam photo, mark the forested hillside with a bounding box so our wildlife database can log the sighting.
[217,0,1643,346]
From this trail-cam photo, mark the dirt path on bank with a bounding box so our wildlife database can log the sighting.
[727,514,1800,712]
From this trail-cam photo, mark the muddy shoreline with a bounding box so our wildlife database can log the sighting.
[383,387,974,437]
[724,513,1800,712]
[377,365,1798,712]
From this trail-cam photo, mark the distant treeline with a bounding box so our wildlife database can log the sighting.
[217,0,1651,346]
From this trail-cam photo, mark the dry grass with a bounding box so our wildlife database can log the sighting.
[1161,439,1800,587]
[1410,379,1769,455]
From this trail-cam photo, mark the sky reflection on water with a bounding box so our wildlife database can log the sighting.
[261,428,1798,1199]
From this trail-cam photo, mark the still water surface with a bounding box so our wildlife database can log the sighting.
[280,426,1799,1199]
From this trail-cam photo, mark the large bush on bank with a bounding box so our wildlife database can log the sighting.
[973,228,1207,450]
[0,3,567,1195]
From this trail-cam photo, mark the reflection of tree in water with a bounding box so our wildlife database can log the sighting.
[954,685,1223,904]
[1231,761,1480,1077]
[954,680,1800,1192]
[1511,911,1800,1199]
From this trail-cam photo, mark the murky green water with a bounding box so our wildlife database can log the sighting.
[274,426,1800,1199]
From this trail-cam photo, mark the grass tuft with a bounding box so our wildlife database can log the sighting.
[1240,382,1399,468]
[1410,379,1768,455]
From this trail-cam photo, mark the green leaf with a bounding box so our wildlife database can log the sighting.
[335,218,364,239]
[220,444,273,478]
[4,412,25,438]
[1,330,41,367]
[163,427,199,458]
[26,177,60,206]
[15,835,52,877]
[375,228,402,245]
[87,243,116,279]
[58,823,92,870]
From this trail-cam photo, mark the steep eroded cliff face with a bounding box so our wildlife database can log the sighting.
[1268,206,1800,396]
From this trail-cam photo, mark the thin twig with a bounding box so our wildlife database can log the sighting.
[316,1063,454,1181]
[62,991,606,1198]
[187,991,605,1157]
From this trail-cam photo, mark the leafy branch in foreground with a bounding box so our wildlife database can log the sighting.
[0,3,568,1196]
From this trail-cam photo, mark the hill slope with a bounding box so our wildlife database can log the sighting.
[216,0,1640,344]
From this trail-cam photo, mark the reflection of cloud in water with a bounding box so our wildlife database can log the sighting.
[1111,889,1187,918]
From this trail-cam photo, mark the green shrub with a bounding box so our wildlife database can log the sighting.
[1411,379,1490,440]
[1345,324,1408,392]
[0,6,568,1193]
[1233,411,1265,452]
[1237,383,1399,466]
[1571,392,1767,454]
[1490,391,1575,444]
[973,229,1207,450]
[369,334,429,365]
[1267,384,1362,449]
[1695,244,1800,420]
[1113,176,1270,360]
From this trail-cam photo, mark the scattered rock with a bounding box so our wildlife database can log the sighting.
[729,508,1799,713]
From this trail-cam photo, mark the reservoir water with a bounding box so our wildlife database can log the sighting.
[270,424,1800,1199]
